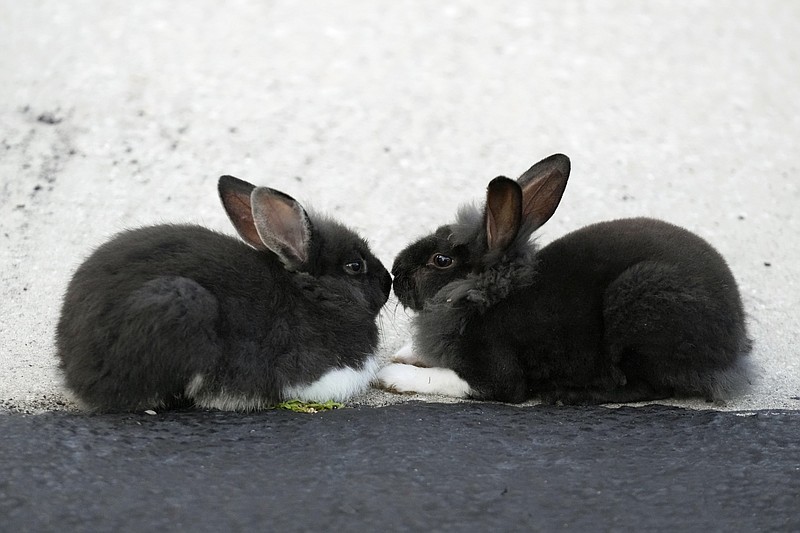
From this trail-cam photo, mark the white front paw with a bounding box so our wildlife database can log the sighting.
[376,363,422,393]
[376,363,471,398]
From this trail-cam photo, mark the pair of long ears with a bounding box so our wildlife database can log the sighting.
[218,175,311,270]
[485,153,571,251]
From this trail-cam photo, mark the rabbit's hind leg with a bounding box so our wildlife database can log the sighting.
[95,276,222,411]
[602,261,746,400]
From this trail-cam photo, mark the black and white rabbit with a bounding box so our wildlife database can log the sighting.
[56,176,392,411]
[378,154,752,404]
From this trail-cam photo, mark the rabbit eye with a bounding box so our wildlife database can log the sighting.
[344,260,366,274]
[429,254,454,269]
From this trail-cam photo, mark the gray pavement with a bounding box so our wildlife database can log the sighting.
[2,404,799,532]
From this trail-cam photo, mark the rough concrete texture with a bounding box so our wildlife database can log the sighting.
[1,1,798,412]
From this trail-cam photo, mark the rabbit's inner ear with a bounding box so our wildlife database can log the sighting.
[250,187,310,269]
[485,177,522,251]
[218,176,267,251]
[518,154,570,231]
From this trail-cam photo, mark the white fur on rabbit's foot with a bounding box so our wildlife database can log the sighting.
[283,357,380,402]
[192,358,380,410]
[376,363,472,398]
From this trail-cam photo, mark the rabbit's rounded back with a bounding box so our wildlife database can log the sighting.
[389,154,751,404]
[56,176,391,411]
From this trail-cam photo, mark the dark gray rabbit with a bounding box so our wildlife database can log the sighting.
[378,154,751,404]
[56,176,391,411]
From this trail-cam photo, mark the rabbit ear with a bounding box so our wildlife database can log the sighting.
[485,177,523,251]
[219,176,311,269]
[250,187,311,270]
[219,175,267,251]
[517,153,570,230]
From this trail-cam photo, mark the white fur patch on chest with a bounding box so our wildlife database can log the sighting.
[282,357,380,403]
[376,363,472,398]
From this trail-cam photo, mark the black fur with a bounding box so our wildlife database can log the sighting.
[56,178,391,411]
[392,154,752,404]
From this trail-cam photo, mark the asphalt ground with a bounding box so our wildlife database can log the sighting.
[2,403,798,532]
